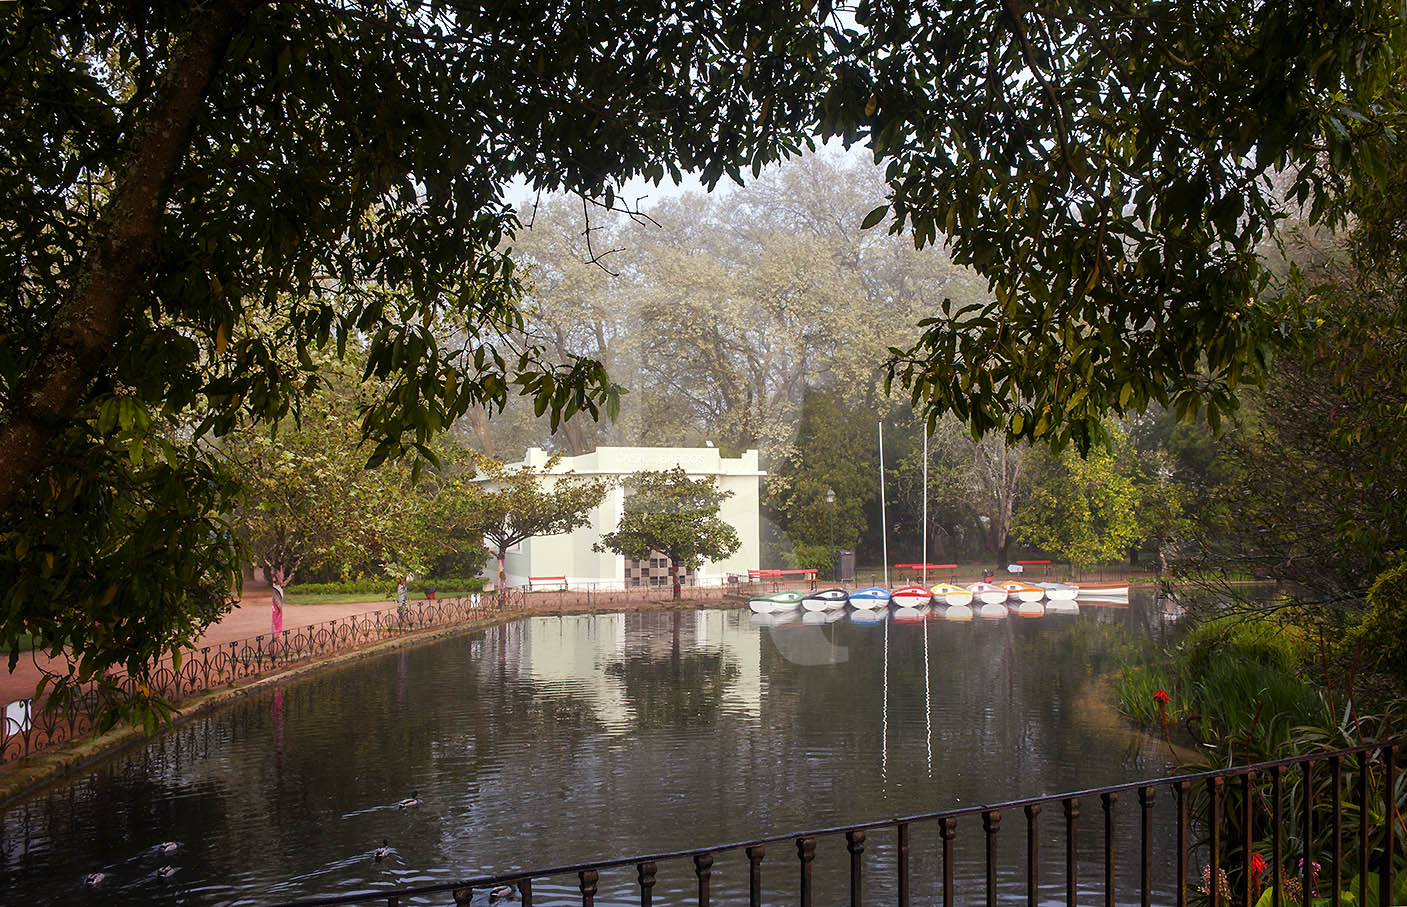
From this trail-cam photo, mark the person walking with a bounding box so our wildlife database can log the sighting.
[271,566,286,656]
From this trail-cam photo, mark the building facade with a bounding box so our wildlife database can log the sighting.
[492,446,763,590]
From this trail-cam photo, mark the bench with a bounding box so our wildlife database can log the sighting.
[895,563,959,582]
[527,576,567,590]
[1014,560,1052,577]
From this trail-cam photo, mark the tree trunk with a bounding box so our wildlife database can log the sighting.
[496,552,507,606]
[0,0,265,517]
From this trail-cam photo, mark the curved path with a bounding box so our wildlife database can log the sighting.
[0,581,397,708]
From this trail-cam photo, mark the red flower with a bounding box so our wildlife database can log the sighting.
[1153,689,1171,704]
[1250,853,1266,876]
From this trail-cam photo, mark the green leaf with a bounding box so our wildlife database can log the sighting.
[861,205,890,229]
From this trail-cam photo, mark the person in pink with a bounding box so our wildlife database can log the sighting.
[271,566,286,652]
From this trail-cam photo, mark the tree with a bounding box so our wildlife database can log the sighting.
[865,2,1403,451]
[467,454,611,599]
[596,469,741,600]
[0,0,824,711]
[219,353,442,585]
[1012,428,1148,571]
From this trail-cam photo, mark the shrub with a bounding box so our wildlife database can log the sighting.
[1354,561,1407,688]
[284,576,485,597]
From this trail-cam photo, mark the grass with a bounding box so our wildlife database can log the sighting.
[283,592,420,605]
[1116,613,1322,756]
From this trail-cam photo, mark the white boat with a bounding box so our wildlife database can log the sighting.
[801,587,849,612]
[748,591,805,614]
[1037,582,1078,602]
[892,585,933,608]
[1000,581,1046,603]
[1074,582,1130,598]
[930,583,974,607]
[848,586,892,610]
[966,582,1007,605]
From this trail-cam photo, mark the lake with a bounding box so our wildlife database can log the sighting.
[0,594,1186,905]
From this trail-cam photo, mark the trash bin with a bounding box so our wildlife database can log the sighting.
[837,549,856,583]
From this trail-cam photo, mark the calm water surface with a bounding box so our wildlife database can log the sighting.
[1,596,1185,905]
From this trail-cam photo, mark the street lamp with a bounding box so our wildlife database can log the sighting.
[825,487,836,580]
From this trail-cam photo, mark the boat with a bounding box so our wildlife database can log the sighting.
[966,582,1007,605]
[1037,582,1078,602]
[931,583,974,607]
[1074,581,1130,598]
[748,590,805,614]
[801,587,849,612]
[1000,581,1045,603]
[891,585,933,608]
[966,583,1008,619]
[848,586,892,610]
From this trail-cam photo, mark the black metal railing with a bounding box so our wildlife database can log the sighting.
[269,741,1404,907]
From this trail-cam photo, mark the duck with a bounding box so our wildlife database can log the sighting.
[374,840,390,862]
[490,884,518,901]
[84,872,110,888]
[157,841,180,856]
[157,865,176,879]
[397,791,422,809]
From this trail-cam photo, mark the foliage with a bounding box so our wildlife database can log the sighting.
[1013,427,1149,569]
[595,468,741,599]
[1353,562,1407,689]
[764,388,879,563]
[283,576,485,597]
[0,0,824,714]
[220,353,431,583]
[467,453,611,594]
[869,2,1405,451]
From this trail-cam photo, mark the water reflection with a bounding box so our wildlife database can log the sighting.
[1,598,1181,905]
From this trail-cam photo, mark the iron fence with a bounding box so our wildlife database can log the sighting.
[0,595,506,765]
[266,741,1403,907]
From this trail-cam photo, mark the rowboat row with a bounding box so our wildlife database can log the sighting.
[748,580,1128,618]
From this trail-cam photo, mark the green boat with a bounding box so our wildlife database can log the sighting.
[748,590,805,614]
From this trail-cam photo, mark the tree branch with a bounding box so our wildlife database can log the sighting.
[0,0,266,515]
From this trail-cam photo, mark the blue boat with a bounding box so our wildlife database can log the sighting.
[848,586,892,610]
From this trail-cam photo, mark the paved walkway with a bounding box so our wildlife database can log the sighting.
[0,582,399,707]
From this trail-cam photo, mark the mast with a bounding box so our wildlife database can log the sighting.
[879,421,889,589]
[922,428,929,586]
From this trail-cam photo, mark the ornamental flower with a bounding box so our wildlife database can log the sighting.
[1250,853,1266,876]
[1153,689,1171,704]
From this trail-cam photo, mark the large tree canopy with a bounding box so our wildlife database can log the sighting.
[2,0,1401,715]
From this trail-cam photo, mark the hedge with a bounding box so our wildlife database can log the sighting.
[284,576,486,597]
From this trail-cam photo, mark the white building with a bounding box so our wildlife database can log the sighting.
[491,446,763,590]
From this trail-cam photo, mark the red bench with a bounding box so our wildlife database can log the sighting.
[527,576,567,590]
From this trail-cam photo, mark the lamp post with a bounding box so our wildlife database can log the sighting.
[825,486,836,580]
